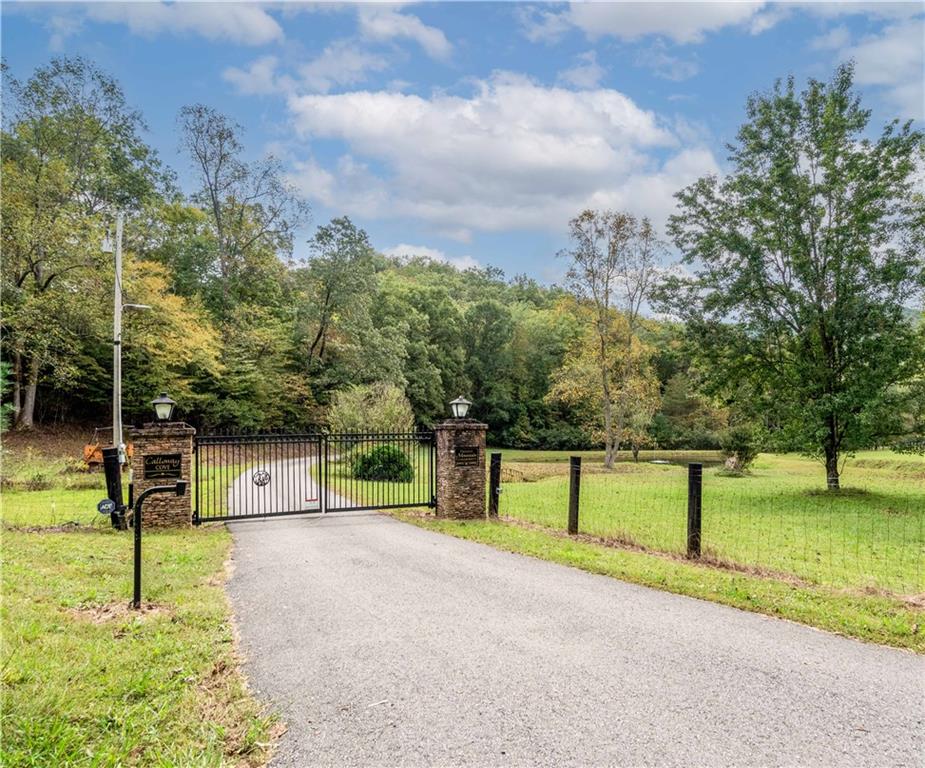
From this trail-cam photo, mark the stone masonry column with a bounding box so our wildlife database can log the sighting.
[434,420,487,519]
[129,422,195,528]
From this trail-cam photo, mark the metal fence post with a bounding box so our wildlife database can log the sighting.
[687,462,702,558]
[488,452,502,517]
[321,435,327,515]
[568,456,581,535]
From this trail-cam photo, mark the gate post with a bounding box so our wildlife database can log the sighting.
[434,419,488,519]
[129,422,196,528]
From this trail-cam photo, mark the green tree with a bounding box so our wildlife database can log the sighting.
[463,300,515,439]
[0,362,14,432]
[295,217,378,371]
[328,383,415,433]
[178,104,309,323]
[547,305,661,456]
[662,64,924,489]
[559,210,661,467]
[1,56,162,428]
[372,275,464,425]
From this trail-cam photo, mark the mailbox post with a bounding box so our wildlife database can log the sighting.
[132,481,187,608]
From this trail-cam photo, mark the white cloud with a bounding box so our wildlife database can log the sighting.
[47,13,84,52]
[286,72,717,235]
[299,41,389,93]
[521,2,768,45]
[86,2,283,46]
[810,25,851,50]
[635,42,699,81]
[223,55,290,95]
[357,5,452,59]
[518,2,922,46]
[225,42,389,96]
[841,20,925,119]
[382,243,479,271]
[517,5,575,44]
[557,51,606,89]
[800,2,924,22]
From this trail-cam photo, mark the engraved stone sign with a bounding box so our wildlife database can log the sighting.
[454,446,480,467]
[143,453,182,480]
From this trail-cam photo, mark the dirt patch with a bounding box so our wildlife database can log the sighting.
[502,461,634,483]
[853,586,925,611]
[2,425,92,460]
[902,595,925,611]
[5,521,107,534]
[68,601,173,624]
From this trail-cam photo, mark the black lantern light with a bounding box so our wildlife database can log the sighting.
[449,395,472,419]
[151,392,177,422]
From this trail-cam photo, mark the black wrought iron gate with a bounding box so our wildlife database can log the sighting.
[194,431,436,524]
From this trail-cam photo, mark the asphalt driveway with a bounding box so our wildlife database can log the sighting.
[226,512,923,767]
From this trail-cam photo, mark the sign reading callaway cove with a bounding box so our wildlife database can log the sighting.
[143,453,182,480]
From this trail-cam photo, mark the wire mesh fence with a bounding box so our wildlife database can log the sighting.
[499,456,924,595]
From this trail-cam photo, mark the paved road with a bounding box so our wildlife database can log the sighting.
[227,513,924,767]
[228,458,350,518]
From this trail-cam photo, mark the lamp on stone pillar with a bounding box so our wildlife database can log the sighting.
[151,392,177,423]
[449,395,472,419]
[435,396,486,519]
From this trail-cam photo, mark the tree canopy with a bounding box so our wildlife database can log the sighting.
[2,57,923,489]
[660,63,925,488]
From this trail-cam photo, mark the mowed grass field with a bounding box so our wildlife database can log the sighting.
[1,442,276,767]
[494,450,924,595]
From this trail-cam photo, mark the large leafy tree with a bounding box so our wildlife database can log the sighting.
[662,64,924,489]
[1,56,162,428]
[294,217,393,400]
[559,210,661,467]
[547,306,661,456]
[178,104,309,323]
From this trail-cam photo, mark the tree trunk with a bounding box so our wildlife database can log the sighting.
[12,350,22,422]
[824,445,840,490]
[600,342,615,469]
[602,390,615,468]
[16,356,40,430]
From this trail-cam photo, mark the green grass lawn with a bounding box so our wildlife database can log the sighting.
[497,450,924,595]
[394,512,924,652]
[317,445,435,510]
[1,452,276,766]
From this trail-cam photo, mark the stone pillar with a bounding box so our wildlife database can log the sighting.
[129,422,195,528]
[434,420,487,519]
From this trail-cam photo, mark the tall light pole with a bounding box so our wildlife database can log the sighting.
[102,213,150,466]
[113,212,125,463]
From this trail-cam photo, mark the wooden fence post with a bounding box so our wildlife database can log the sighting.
[488,452,501,517]
[568,456,581,535]
[687,462,702,558]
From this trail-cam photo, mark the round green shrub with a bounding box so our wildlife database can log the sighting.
[352,445,414,482]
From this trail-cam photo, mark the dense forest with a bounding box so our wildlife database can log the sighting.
[3,57,923,485]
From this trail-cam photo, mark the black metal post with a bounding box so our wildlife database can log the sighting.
[102,447,124,529]
[488,452,501,517]
[687,462,702,558]
[132,481,187,609]
[568,456,581,535]
[192,436,199,525]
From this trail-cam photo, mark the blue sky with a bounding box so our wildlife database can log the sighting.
[4,2,923,280]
